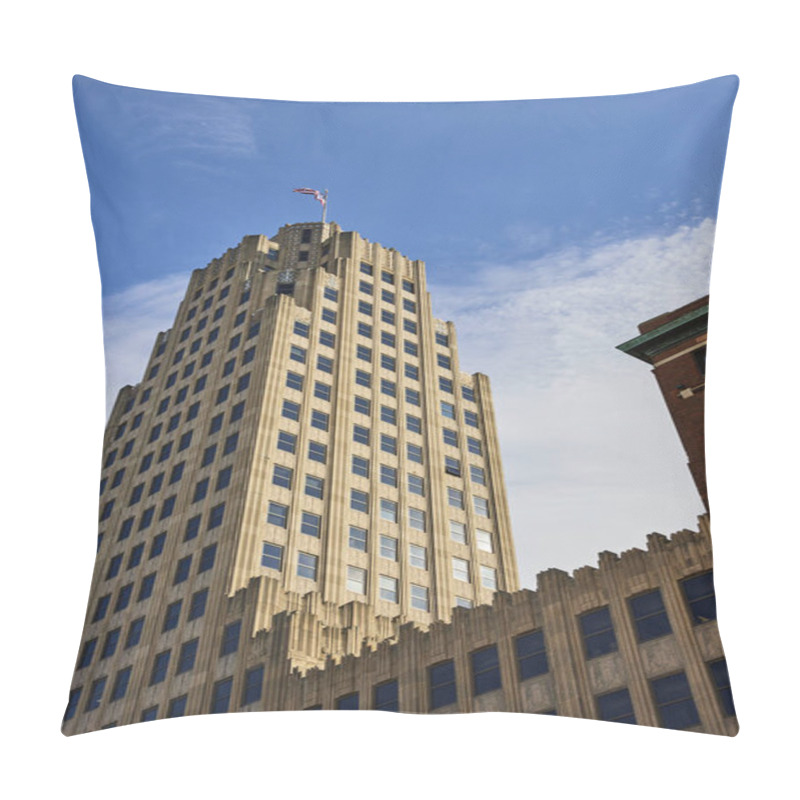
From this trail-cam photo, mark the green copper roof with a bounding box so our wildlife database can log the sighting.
[616,304,708,364]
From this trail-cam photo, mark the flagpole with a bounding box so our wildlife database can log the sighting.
[322,189,328,224]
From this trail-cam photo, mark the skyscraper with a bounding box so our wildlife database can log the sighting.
[64,221,520,732]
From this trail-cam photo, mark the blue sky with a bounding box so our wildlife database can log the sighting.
[74,74,737,584]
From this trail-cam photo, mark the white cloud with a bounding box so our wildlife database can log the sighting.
[430,220,715,585]
[102,273,188,413]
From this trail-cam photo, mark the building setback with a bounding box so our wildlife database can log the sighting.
[63,226,734,735]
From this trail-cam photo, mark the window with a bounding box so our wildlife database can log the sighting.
[380,405,397,425]
[336,693,359,710]
[681,571,717,624]
[405,388,420,406]
[355,369,371,388]
[352,455,369,478]
[216,385,231,405]
[381,330,396,348]
[310,410,329,431]
[289,345,306,364]
[629,589,672,642]
[403,299,416,314]
[236,373,250,393]
[452,557,470,583]
[157,442,173,463]
[294,320,310,338]
[223,432,238,455]
[173,556,193,586]
[346,566,367,594]
[380,378,396,397]
[356,344,372,362]
[360,261,373,276]
[305,475,324,499]
[162,600,182,632]
[354,396,371,416]
[359,280,373,296]
[470,465,486,485]
[64,688,82,721]
[467,437,482,456]
[379,574,398,602]
[407,443,423,464]
[169,462,184,484]
[580,607,618,659]
[651,672,700,730]
[188,588,208,620]
[272,464,293,489]
[277,431,296,453]
[480,566,498,591]
[193,478,209,503]
[351,489,369,513]
[402,279,414,293]
[476,529,493,553]
[708,658,736,717]
[230,401,245,422]
[410,583,429,611]
[321,307,337,324]
[450,520,467,544]
[404,340,418,357]
[262,542,283,571]
[138,573,156,601]
[100,628,121,660]
[140,706,158,722]
[319,330,335,349]
[149,650,171,685]
[379,535,397,561]
[298,512,320,538]
[473,496,490,517]
[222,358,235,377]
[380,499,398,523]
[129,484,144,506]
[409,544,428,569]
[464,410,479,428]
[381,309,395,326]
[443,428,458,447]
[125,617,145,649]
[353,425,370,446]
[359,301,373,317]
[408,474,424,496]
[380,434,397,455]
[216,466,232,491]
[86,677,107,712]
[286,371,304,391]
[211,678,233,714]
[106,554,123,580]
[429,660,456,709]
[455,597,473,609]
[308,441,327,463]
[374,680,399,712]
[324,287,338,302]
[282,400,300,421]
[435,332,448,347]
[242,665,265,706]
[515,630,548,680]
[472,645,501,695]
[178,431,193,451]
[445,456,461,477]
[314,381,331,401]
[406,414,421,434]
[297,552,319,580]
[220,620,241,656]
[176,639,199,674]
[115,583,134,611]
[78,638,97,669]
[380,464,397,487]
[137,507,155,531]
[441,401,456,420]
[242,347,255,365]
[202,445,218,468]
[118,518,134,542]
[597,688,636,724]
[447,487,464,508]
[199,543,217,572]
[409,507,426,531]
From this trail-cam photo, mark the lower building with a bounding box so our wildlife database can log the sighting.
[64,515,736,735]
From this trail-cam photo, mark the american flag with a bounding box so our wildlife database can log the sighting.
[293,187,327,207]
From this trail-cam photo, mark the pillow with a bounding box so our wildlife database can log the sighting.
[64,74,738,734]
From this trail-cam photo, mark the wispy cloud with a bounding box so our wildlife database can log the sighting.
[102,273,188,413]
[430,220,715,584]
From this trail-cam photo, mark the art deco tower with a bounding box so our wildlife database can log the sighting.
[64,222,519,732]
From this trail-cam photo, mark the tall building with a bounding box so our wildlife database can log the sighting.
[616,297,709,511]
[64,221,519,733]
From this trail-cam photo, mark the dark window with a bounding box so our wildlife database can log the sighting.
[262,542,283,571]
[471,646,502,695]
[110,666,132,702]
[114,583,133,611]
[77,638,97,669]
[169,460,185,484]
[199,543,217,572]
[709,658,736,717]
[64,688,82,721]
[85,677,107,711]
[125,617,145,649]
[106,554,123,580]
[162,600,182,632]
[301,512,322,538]
[167,695,188,718]
[223,433,238,455]
[336,692,359,710]
[176,639,199,674]
[138,573,156,601]
[580,607,618,659]
[596,688,636,724]
[100,628,121,660]
[149,650,171,685]
[211,678,233,714]
[150,532,166,557]
[651,672,700,730]
[242,665,264,706]
[317,355,333,374]
[140,706,158,722]
[174,555,192,584]
[430,660,457,709]
[267,502,288,527]
[374,680,399,712]
[515,630,549,680]
[282,400,300,421]
[682,571,717,624]
[188,588,208,621]
[629,589,672,642]
[352,455,369,478]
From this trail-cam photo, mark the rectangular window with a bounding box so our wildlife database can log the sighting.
[407,443,423,464]
[374,680,399,712]
[408,474,424,496]
[65,688,82,721]
[352,455,370,478]
[435,332,449,347]
[78,638,97,669]
[443,428,458,447]
[319,330,335,349]
[681,571,717,624]
[357,321,372,338]
[452,557,470,583]
[305,475,324,499]
[480,565,498,591]
[470,465,486,485]
[356,345,372,363]
[346,566,367,594]
[404,340,418,357]
[199,543,217,573]
[447,487,464,509]
[242,665,265,706]
[317,355,333,374]
[355,369,371,388]
[321,307,337,324]
[381,330,396,348]
[429,660,457,709]
[176,638,199,674]
[476,529,493,553]
[323,287,338,302]
[267,502,289,527]
[405,388,420,406]
[314,381,331,401]
[380,405,397,425]
[277,431,297,453]
[349,525,367,551]
[380,464,397,487]
[188,588,208,620]
[297,552,319,580]
[354,395,371,415]
[138,574,156,601]
[86,677,107,711]
[289,345,306,364]
[149,650,171,685]
[471,645,501,695]
[174,555,192,585]
[450,520,467,544]
[380,498,398,523]
[467,437,483,456]
[409,543,428,569]
[441,401,456,419]
[380,434,397,455]
[353,425,370,446]
[580,607,618,659]
[406,414,421,434]
[596,688,636,724]
[464,410,479,428]
[379,535,398,561]
[473,496,490,517]
[351,489,369,513]
[308,441,327,463]
[282,400,300,421]
[220,620,241,656]
[336,693,359,710]
[650,672,700,730]
[162,600,182,632]
[272,464,293,489]
[380,379,396,397]
[125,617,145,649]
[445,456,461,477]
[262,542,284,571]
[211,678,233,714]
[708,658,736,717]
[629,589,673,642]
[409,507,426,531]
[293,320,310,337]
[515,630,548,680]
[410,583,429,611]
[379,574,398,602]
[310,410,329,431]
